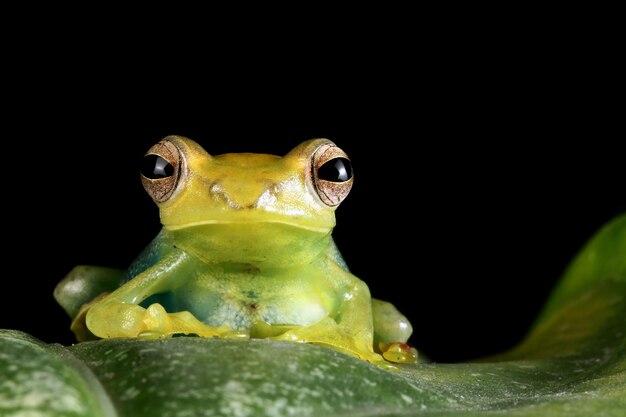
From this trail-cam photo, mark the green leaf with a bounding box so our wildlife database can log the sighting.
[0,330,116,417]
[2,214,625,416]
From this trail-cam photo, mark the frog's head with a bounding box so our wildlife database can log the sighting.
[140,136,353,265]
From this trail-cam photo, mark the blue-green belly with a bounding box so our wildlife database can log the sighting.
[144,271,331,331]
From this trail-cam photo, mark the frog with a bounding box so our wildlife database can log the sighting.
[54,136,415,368]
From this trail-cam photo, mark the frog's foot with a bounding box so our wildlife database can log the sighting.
[266,318,398,370]
[377,342,418,364]
[138,304,249,340]
[86,301,248,340]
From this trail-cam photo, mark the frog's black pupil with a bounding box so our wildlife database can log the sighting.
[141,155,174,179]
[318,157,353,182]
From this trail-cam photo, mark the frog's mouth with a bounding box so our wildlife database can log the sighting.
[164,219,331,234]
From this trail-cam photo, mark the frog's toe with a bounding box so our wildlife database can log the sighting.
[379,342,418,364]
[138,329,168,339]
[144,303,172,332]
[70,292,109,342]
[221,330,250,340]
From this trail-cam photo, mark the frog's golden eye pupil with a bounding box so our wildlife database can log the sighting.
[318,157,353,182]
[142,155,174,179]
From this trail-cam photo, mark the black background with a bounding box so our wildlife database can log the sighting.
[1,22,622,363]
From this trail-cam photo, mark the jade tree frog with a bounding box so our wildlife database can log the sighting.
[55,136,415,367]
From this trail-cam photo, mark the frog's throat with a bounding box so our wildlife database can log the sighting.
[163,219,332,234]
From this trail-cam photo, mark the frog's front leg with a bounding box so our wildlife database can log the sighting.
[86,250,242,339]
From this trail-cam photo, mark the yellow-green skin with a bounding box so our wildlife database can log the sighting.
[57,136,412,368]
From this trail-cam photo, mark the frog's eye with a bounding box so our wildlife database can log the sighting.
[140,140,182,203]
[311,143,353,206]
